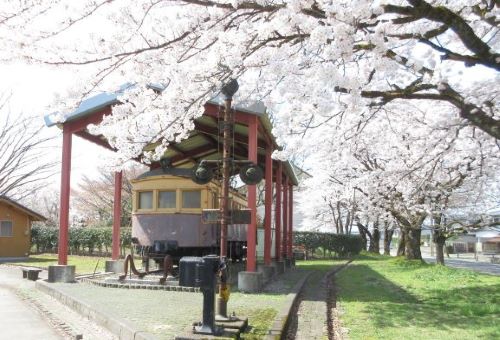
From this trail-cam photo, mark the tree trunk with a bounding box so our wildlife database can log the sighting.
[433,231,446,265]
[397,229,406,256]
[405,228,422,260]
[383,227,394,255]
[357,223,368,250]
[371,226,380,254]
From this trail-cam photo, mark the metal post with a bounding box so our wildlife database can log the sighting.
[112,171,122,260]
[220,97,232,259]
[58,126,72,265]
[217,79,238,320]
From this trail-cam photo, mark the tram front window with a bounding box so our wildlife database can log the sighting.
[182,190,201,209]
[138,191,153,209]
[159,191,176,209]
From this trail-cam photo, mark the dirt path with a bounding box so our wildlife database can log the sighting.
[285,261,352,340]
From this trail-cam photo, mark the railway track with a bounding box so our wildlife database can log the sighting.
[283,260,352,340]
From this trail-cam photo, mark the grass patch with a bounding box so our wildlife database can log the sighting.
[240,308,277,339]
[337,254,500,340]
[0,253,110,274]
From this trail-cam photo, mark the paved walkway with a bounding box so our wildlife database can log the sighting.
[389,247,500,276]
[0,266,62,340]
[0,265,117,340]
[422,256,500,275]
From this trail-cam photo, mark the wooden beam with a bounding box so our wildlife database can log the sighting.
[112,171,122,260]
[275,162,282,261]
[168,143,199,165]
[65,107,112,133]
[169,144,216,164]
[283,177,288,259]
[264,147,273,265]
[74,130,116,152]
[58,125,72,265]
[204,103,253,125]
[247,115,258,272]
[194,121,267,149]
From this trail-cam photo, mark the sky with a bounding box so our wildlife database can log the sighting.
[0,62,118,191]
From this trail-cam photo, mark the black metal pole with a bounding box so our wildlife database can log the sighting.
[217,80,238,320]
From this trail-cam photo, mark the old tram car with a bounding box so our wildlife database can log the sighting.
[131,170,248,264]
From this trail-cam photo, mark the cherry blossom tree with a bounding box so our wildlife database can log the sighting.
[298,99,499,260]
[1,1,498,261]
[0,0,497,167]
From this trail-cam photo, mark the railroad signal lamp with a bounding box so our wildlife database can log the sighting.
[191,163,214,184]
[239,163,263,185]
[159,157,171,172]
[220,79,239,100]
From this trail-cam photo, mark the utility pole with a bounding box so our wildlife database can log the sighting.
[217,79,239,320]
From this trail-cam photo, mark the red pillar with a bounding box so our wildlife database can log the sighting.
[288,184,293,258]
[247,116,258,272]
[112,171,123,260]
[264,147,273,265]
[58,126,72,265]
[275,162,282,261]
[283,177,288,259]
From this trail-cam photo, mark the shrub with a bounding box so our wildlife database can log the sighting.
[293,231,363,258]
[31,225,132,256]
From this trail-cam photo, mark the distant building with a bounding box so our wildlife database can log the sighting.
[475,207,500,254]
[442,207,500,255]
[0,196,46,257]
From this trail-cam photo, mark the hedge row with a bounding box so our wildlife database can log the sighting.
[294,231,363,258]
[31,225,132,256]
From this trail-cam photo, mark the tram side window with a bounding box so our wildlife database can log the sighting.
[158,191,176,209]
[212,191,219,209]
[182,190,201,209]
[138,191,153,209]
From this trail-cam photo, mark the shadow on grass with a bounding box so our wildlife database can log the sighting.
[338,264,500,338]
[337,264,419,304]
[354,253,393,261]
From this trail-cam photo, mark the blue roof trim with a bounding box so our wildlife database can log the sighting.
[44,83,138,128]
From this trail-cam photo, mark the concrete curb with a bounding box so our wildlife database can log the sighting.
[263,271,313,340]
[35,280,158,340]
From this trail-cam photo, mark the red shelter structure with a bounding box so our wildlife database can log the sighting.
[44,84,298,277]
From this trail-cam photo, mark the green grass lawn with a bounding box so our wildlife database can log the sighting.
[0,253,110,274]
[336,253,500,340]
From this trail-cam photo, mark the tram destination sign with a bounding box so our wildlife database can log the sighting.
[201,209,251,224]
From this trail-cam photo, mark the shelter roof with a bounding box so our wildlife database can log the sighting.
[0,196,46,221]
[44,84,298,185]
